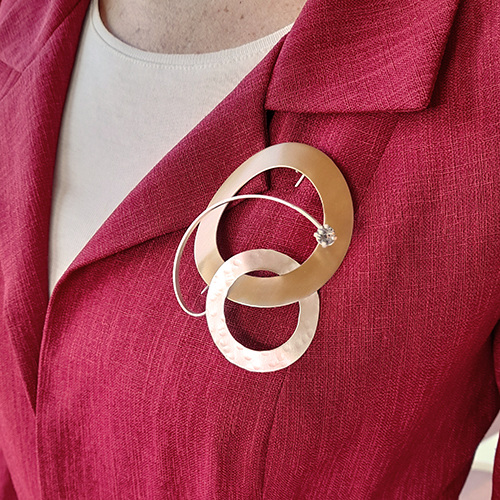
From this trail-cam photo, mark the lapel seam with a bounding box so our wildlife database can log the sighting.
[0,0,88,74]
[0,0,88,106]
[265,0,460,114]
[353,115,401,212]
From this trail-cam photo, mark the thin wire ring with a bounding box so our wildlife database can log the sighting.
[172,194,327,317]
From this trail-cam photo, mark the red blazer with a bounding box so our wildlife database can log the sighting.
[1,0,499,498]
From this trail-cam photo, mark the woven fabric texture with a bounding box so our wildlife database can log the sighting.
[0,0,499,498]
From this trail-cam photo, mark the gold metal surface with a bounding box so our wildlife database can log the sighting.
[194,142,354,307]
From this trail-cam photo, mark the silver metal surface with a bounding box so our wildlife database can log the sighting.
[205,249,320,372]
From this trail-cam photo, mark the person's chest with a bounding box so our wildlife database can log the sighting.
[37,103,499,497]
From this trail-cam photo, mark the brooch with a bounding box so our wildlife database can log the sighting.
[173,142,353,372]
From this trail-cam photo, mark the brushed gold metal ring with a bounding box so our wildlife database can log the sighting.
[194,143,353,307]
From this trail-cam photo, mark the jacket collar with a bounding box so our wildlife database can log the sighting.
[0,0,459,410]
[266,0,460,113]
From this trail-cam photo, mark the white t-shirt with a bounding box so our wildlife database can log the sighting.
[49,0,291,292]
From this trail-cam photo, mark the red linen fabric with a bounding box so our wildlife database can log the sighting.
[0,0,499,498]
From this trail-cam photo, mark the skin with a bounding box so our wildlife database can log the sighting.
[99,0,307,53]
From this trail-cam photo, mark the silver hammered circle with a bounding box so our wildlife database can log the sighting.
[206,249,320,372]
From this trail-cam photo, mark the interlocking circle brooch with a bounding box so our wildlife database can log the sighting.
[173,142,353,372]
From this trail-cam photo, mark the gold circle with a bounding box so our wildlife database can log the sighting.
[194,142,353,307]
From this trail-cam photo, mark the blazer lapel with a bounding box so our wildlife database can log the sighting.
[0,0,91,410]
